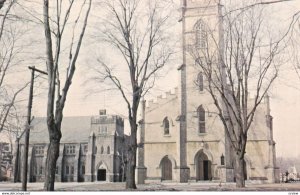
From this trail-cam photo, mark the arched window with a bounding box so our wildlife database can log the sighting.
[197,105,205,133]
[221,154,225,165]
[101,146,104,154]
[107,146,110,154]
[197,72,204,91]
[194,20,206,48]
[163,117,170,135]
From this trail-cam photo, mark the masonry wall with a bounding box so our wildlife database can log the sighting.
[144,90,181,182]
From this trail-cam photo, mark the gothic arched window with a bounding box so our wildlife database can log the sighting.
[197,105,206,133]
[221,154,225,165]
[194,20,206,48]
[107,146,110,154]
[163,117,170,135]
[197,72,204,91]
[101,146,104,154]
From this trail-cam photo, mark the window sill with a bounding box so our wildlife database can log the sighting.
[198,133,207,136]
[163,134,171,137]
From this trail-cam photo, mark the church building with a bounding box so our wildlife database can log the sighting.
[14,110,127,183]
[136,0,280,184]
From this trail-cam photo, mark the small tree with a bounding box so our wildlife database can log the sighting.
[189,4,288,187]
[93,0,174,189]
[42,0,92,191]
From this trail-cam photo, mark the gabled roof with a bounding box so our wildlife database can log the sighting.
[21,116,91,144]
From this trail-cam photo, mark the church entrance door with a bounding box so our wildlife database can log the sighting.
[161,157,172,180]
[196,152,212,181]
[97,169,106,181]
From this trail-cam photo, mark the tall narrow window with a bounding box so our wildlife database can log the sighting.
[82,165,85,174]
[83,145,88,153]
[39,166,43,175]
[195,20,206,48]
[71,166,74,175]
[107,146,110,154]
[101,146,104,154]
[163,117,169,135]
[66,166,69,175]
[221,154,225,165]
[197,72,204,91]
[197,105,206,133]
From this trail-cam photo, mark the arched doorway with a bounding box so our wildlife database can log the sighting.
[96,161,108,181]
[195,151,212,181]
[97,169,106,181]
[161,156,172,180]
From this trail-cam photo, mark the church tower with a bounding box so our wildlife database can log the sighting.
[179,0,229,182]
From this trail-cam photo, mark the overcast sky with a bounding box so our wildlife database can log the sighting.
[1,0,300,159]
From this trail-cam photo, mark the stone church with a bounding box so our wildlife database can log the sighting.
[14,110,127,182]
[136,0,280,184]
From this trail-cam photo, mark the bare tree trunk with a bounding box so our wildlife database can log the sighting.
[126,117,138,189]
[126,148,137,188]
[234,152,245,188]
[13,138,19,182]
[44,138,60,190]
[44,119,61,191]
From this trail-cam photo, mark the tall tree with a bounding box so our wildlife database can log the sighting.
[42,0,92,191]
[93,0,174,189]
[189,3,288,187]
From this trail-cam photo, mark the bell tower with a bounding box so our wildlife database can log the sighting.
[178,0,226,182]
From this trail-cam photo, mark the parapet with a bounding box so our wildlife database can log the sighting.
[146,87,179,110]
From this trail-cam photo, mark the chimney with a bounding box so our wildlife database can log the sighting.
[99,109,106,116]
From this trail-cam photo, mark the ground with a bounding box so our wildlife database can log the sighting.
[0,182,300,191]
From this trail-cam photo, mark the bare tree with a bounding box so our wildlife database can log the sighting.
[189,4,288,187]
[0,0,32,135]
[0,0,16,133]
[42,0,92,191]
[288,12,300,80]
[93,0,174,189]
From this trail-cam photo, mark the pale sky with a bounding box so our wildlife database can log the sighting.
[1,0,300,159]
